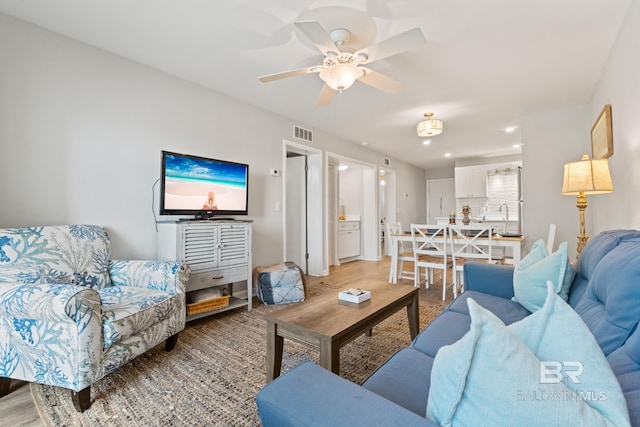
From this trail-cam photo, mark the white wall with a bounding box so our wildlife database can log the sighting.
[521,106,591,260]
[424,167,454,181]
[455,154,522,168]
[0,13,426,267]
[338,167,364,217]
[521,0,640,261]
[395,166,427,226]
[590,0,640,230]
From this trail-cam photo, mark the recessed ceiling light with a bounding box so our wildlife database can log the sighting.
[505,126,517,133]
[513,144,521,149]
[444,153,452,158]
[360,141,369,146]
[422,139,432,146]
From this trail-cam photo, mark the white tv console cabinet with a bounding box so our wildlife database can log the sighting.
[157,220,252,321]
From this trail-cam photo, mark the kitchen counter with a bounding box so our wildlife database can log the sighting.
[435,217,519,233]
[435,217,516,223]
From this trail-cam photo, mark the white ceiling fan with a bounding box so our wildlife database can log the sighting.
[258,21,427,106]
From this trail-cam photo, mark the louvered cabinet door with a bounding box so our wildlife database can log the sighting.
[182,222,219,273]
[218,224,249,267]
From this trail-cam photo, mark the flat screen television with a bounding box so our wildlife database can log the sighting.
[160,150,249,218]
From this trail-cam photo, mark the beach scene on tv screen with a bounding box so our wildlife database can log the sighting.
[164,154,247,211]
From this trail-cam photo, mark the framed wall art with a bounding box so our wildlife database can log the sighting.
[591,104,613,159]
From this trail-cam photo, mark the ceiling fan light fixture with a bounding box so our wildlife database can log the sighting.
[319,64,364,92]
[416,112,443,137]
[261,22,426,105]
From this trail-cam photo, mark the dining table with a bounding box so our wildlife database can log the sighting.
[388,231,528,284]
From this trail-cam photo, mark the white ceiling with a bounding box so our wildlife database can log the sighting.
[0,0,631,169]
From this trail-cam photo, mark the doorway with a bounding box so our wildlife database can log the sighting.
[327,154,379,265]
[283,141,324,276]
[286,154,307,272]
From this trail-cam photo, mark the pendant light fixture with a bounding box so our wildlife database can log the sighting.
[417,112,443,137]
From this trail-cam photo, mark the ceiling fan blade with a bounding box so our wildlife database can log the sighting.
[258,66,319,83]
[358,68,405,94]
[316,83,335,107]
[356,28,426,64]
[294,21,340,56]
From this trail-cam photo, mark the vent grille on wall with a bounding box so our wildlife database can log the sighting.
[384,158,391,166]
[293,125,313,143]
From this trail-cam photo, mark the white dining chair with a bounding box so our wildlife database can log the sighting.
[449,224,499,298]
[410,224,452,300]
[386,222,415,282]
[547,223,557,253]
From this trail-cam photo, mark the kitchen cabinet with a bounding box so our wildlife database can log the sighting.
[338,220,360,259]
[455,166,488,198]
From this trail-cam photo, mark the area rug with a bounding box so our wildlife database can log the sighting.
[31,281,447,426]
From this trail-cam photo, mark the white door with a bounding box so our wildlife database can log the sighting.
[427,179,456,224]
[286,155,306,272]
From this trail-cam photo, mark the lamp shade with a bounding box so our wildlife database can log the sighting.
[416,118,443,137]
[562,154,614,195]
[319,64,364,92]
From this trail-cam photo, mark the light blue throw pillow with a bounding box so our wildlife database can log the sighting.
[508,282,630,426]
[517,238,549,269]
[512,239,576,312]
[426,295,629,427]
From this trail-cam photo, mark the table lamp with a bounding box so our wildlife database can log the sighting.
[562,154,613,255]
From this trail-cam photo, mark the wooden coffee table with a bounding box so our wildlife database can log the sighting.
[265,280,419,382]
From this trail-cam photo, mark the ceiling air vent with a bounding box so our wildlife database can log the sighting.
[293,125,313,143]
[384,158,391,166]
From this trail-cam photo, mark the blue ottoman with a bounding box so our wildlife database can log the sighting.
[254,261,306,304]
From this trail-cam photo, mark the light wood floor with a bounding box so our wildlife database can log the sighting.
[0,256,450,427]
[0,380,43,427]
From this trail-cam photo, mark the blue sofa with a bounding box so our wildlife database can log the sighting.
[256,230,640,426]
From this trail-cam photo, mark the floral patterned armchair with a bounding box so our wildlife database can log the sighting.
[0,225,188,411]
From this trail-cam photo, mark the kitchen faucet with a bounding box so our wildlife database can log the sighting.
[499,203,509,220]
